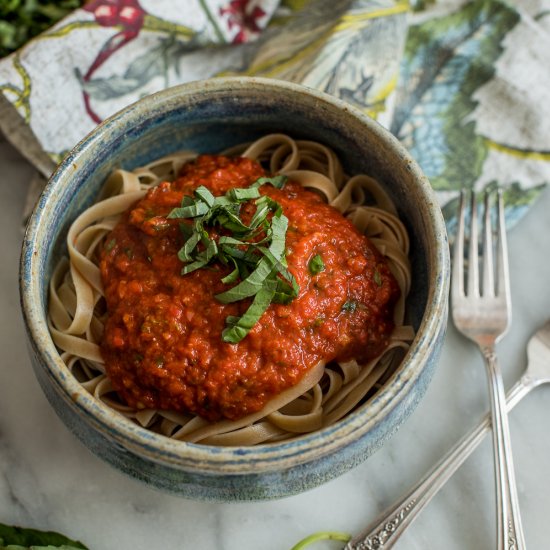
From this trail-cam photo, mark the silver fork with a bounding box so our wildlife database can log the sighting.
[344,320,550,550]
[451,189,525,549]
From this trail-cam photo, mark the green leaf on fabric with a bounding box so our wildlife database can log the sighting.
[392,0,521,192]
[76,36,193,101]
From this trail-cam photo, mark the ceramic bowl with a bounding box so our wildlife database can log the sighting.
[20,77,449,501]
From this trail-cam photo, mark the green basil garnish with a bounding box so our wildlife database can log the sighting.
[308,254,325,275]
[341,300,358,312]
[167,175,299,343]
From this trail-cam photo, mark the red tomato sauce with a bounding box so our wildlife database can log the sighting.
[99,155,400,421]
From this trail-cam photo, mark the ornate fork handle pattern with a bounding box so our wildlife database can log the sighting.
[346,318,550,550]
[345,378,530,550]
[345,500,416,549]
[481,344,524,550]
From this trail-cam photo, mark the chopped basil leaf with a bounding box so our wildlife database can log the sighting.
[248,199,271,230]
[308,254,325,275]
[179,221,194,239]
[105,238,116,251]
[216,255,275,303]
[182,239,219,275]
[222,277,277,343]
[273,278,299,304]
[194,185,216,207]
[177,231,201,262]
[228,186,262,202]
[167,175,299,342]
[342,300,357,312]
[167,201,209,219]
[374,269,383,286]
[221,259,240,284]
[181,258,208,275]
[268,214,288,259]
[252,175,288,189]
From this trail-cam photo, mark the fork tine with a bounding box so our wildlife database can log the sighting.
[496,189,511,304]
[482,191,494,297]
[467,191,479,297]
[452,191,466,300]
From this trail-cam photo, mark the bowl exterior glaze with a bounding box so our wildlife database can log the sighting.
[20,77,449,500]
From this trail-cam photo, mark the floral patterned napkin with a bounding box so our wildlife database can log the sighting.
[0,0,549,225]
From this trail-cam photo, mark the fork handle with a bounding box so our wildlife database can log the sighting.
[344,375,533,550]
[343,361,528,550]
[481,344,526,550]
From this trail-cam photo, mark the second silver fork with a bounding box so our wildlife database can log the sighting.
[452,190,525,549]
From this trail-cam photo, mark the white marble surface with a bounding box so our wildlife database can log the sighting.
[1,134,549,550]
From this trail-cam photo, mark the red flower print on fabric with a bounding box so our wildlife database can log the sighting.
[219,0,266,44]
[84,0,145,33]
[80,0,146,123]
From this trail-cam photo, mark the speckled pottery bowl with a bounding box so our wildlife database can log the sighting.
[20,77,449,501]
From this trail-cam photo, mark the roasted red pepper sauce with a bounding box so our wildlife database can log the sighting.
[99,155,400,421]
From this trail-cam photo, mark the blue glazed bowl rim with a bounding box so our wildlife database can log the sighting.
[20,76,450,475]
